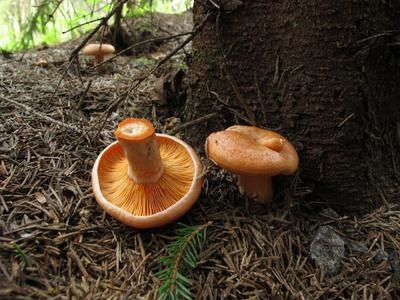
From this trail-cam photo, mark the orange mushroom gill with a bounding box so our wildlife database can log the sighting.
[92,118,203,228]
[97,136,195,216]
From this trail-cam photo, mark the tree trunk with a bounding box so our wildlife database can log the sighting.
[185,0,400,212]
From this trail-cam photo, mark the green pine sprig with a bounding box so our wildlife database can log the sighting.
[156,221,212,300]
[19,0,63,49]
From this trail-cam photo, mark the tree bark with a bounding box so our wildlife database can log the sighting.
[185,0,400,212]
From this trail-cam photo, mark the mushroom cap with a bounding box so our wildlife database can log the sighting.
[205,125,299,176]
[92,134,203,229]
[82,43,115,56]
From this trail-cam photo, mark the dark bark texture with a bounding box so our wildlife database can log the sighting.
[185,0,400,212]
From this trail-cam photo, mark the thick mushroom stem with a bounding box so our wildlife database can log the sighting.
[205,125,299,205]
[115,119,164,183]
[237,174,273,203]
[93,54,104,66]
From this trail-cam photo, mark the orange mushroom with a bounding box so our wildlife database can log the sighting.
[92,118,203,229]
[205,125,299,203]
[82,43,115,66]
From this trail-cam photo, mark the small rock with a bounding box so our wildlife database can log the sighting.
[373,249,389,263]
[310,225,345,275]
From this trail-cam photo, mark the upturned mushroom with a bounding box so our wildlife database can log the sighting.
[92,118,203,229]
[82,43,115,66]
[205,125,299,203]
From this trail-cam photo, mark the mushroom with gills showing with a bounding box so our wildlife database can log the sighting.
[205,125,299,203]
[92,118,203,229]
[82,43,115,66]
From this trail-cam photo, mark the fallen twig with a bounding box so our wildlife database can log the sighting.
[1,96,82,133]
[168,113,218,135]
[53,0,130,97]
[96,32,193,68]
[84,11,214,140]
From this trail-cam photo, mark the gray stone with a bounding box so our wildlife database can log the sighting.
[373,249,389,263]
[310,225,345,275]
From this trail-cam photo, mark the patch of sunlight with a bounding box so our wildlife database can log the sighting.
[153,0,193,14]
[0,0,193,52]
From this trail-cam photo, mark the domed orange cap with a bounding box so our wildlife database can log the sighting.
[205,125,299,176]
[82,43,115,56]
[82,43,115,66]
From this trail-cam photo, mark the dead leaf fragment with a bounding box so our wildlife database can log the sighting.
[34,192,47,204]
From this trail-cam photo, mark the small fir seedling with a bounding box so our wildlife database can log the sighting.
[155,221,212,300]
[13,242,33,267]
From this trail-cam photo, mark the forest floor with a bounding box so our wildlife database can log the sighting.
[1,10,400,300]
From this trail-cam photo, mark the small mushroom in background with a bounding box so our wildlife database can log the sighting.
[205,125,299,203]
[92,118,203,229]
[82,43,115,66]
